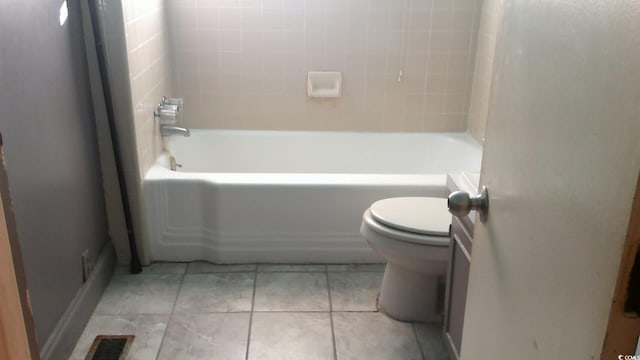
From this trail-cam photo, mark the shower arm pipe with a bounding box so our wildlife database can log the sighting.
[87,0,142,274]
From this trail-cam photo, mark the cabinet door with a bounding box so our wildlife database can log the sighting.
[444,217,472,359]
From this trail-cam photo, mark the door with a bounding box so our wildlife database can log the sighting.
[460,1,640,359]
[0,138,39,359]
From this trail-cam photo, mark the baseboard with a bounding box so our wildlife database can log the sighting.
[39,242,115,360]
[443,331,460,360]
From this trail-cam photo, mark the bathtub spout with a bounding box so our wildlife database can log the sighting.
[160,124,190,137]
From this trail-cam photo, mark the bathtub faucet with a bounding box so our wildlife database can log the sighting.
[160,124,190,137]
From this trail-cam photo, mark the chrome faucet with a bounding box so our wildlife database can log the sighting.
[160,124,190,137]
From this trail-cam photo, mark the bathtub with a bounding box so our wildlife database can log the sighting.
[143,130,482,263]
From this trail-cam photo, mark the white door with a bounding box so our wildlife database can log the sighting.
[460,1,640,359]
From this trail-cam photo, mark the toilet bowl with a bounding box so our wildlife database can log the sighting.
[360,197,451,322]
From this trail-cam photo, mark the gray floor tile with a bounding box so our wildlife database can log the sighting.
[175,273,255,313]
[414,323,449,360]
[69,314,168,360]
[327,264,386,272]
[187,262,257,273]
[333,312,423,360]
[94,274,182,315]
[329,272,383,311]
[257,264,326,272]
[254,272,330,311]
[158,312,250,360]
[248,312,334,360]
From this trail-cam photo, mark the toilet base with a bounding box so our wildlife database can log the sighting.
[378,263,443,323]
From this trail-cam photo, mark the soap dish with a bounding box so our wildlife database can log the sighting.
[307,71,342,98]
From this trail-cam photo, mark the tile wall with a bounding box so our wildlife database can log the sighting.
[122,0,174,177]
[167,0,482,132]
[466,0,502,143]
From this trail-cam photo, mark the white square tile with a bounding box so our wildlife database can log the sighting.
[369,0,390,10]
[452,9,475,31]
[197,7,219,29]
[197,29,220,52]
[158,312,250,360]
[284,0,304,9]
[221,30,243,52]
[283,9,305,30]
[333,312,423,360]
[263,30,284,52]
[254,272,329,311]
[175,273,255,312]
[431,9,454,31]
[221,52,245,72]
[326,0,348,10]
[173,7,198,29]
[409,10,431,32]
[283,31,305,52]
[388,9,405,31]
[407,31,430,54]
[219,8,241,29]
[429,32,452,52]
[305,10,326,31]
[219,0,240,8]
[346,31,368,53]
[94,275,182,315]
[262,9,283,29]
[448,52,472,73]
[175,29,199,51]
[368,10,389,31]
[242,30,263,52]
[241,8,262,29]
[305,31,326,53]
[329,272,383,311]
[241,0,261,8]
[263,0,284,9]
[248,312,333,360]
[305,0,327,10]
[348,0,368,10]
[347,10,368,32]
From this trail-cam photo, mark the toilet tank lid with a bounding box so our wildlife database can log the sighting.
[370,197,450,236]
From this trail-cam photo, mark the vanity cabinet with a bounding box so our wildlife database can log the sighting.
[443,215,473,360]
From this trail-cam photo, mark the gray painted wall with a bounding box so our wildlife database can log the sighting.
[0,0,109,349]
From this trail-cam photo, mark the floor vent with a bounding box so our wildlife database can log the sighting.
[85,335,134,360]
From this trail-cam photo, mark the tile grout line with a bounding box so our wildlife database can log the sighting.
[154,269,187,360]
[411,323,427,360]
[244,267,259,360]
[325,268,338,360]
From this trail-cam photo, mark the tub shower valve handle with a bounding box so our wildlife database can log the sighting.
[162,96,184,109]
[448,186,489,223]
[154,106,178,121]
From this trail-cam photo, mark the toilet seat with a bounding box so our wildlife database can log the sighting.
[363,206,450,247]
[370,197,450,235]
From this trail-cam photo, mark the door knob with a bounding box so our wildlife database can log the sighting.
[448,186,489,223]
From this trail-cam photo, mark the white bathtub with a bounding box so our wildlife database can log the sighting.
[143,130,482,263]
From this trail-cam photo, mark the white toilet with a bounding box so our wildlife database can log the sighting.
[360,197,451,322]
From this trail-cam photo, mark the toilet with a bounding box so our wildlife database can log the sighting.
[360,197,451,322]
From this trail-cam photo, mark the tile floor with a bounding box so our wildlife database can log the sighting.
[70,263,449,360]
